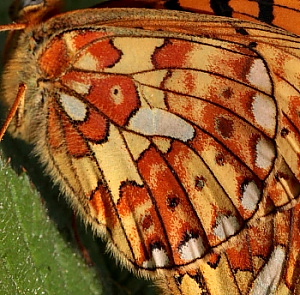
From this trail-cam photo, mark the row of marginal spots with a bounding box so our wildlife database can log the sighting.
[158,68,276,138]
[165,139,246,246]
[190,127,263,219]
[167,91,276,180]
[152,38,277,138]
[136,146,211,266]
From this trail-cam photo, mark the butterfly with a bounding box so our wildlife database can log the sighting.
[1,0,300,294]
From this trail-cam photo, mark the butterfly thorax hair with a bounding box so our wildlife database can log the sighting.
[1,1,63,140]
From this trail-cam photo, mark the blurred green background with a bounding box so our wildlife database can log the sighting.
[0,1,159,294]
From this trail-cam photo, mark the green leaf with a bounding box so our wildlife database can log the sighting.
[0,148,104,295]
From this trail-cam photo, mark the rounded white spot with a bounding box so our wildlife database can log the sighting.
[255,137,275,170]
[246,59,272,94]
[241,181,261,211]
[142,248,170,268]
[251,94,276,133]
[129,108,194,142]
[179,236,205,261]
[152,248,169,267]
[214,215,240,240]
[60,93,87,121]
[249,246,286,295]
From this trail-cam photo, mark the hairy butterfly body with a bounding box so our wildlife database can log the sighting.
[1,0,300,294]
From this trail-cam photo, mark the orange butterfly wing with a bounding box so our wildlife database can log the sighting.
[179,0,300,35]
[2,2,300,294]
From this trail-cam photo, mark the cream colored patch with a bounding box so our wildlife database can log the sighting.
[110,84,124,105]
[179,236,205,261]
[246,59,272,94]
[199,255,241,295]
[106,37,164,73]
[133,70,168,90]
[63,31,77,55]
[74,52,99,71]
[251,94,276,133]
[137,84,167,109]
[128,108,194,142]
[51,150,82,195]
[255,137,275,170]
[214,215,240,240]
[143,248,170,268]
[60,93,87,121]
[69,80,91,95]
[249,246,286,295]
[71,157,102,195]
[235,270,255,295]
[109,224,135,262]
[122,130,151,161]
[152,137,172,154]
[241,181,260,211]
[90,124,143,203]
[181,274,204,294]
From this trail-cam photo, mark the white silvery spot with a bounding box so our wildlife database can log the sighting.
[129,108,194,142]
[255,137,275,170]
[241,180,261,211]
[246,59,272,94]
[249,246,286,295]
[214,215,240,240]
[251,94,276,132]
[60,93,87,121]
[152,248,170,267]
[179,236,205,261]
[142,248,170,268]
